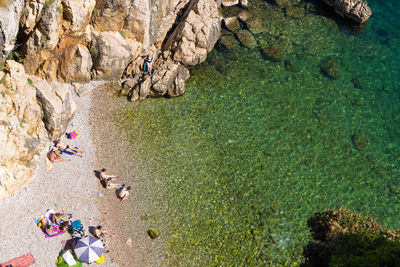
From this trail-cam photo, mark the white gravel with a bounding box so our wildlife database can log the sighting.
[0,81,114,266]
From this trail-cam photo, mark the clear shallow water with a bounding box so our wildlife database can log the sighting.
[117,0,400,265]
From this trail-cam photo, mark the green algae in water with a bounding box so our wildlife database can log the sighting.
[116,0,400,265]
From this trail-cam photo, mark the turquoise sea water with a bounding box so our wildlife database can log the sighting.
[117,0,400,265]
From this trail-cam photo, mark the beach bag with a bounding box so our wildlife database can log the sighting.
[66,130,79,139]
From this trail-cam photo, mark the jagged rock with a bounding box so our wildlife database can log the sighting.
[32,77,77,139]
[238,10,250,22]
[0,0,24,62]
[73,83,89,97]
[37,0,62,51]
[92,0,151,47]
[151,61,190,97]
[222,0,239,7]
[223,17,241,32]
[171,0,221,66]
[91,31,143,80]
[0,61,47,200]
[285,6,305,18]
[58,44,92,82]
[320,56,340,79]
[322,0,372,23]
[236,30,257,49]
[129,75,151,101]
[61,0,96,32]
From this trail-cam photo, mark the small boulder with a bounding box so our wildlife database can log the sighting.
[240,0,248,8]
[236,30,258,49]
[219,33,239,50]
[351,134,366,151]
[238,10,250,22]
[223,17,241,32]
[245,19,264,35]
[222,0,239,7]
[320,56,340,79]
[147,227,159,239]
[261,47,285,61]
[285,6,305,18]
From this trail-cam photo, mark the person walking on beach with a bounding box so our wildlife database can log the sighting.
[55,140,85,157]
[118,185,131,201]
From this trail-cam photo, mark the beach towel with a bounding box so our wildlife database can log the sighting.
[58,147,79,155]
[44,225,64,238]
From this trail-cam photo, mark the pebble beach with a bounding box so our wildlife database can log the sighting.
[0,81,164,266]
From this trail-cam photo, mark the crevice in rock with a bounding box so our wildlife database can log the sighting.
[161,0,198,52]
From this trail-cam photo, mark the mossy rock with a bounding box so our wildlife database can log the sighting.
[260,46,285,61]
[219,34,239,50]
[285,6,305,18]
[147,226,160,239]
[320,56,340,79]
[223,17,241,32]
[236,30,258,49]
[245,19,265,35]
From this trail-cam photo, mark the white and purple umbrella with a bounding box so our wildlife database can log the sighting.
[73,236,104,263]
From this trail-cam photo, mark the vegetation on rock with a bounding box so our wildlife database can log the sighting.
[302,208,400,266]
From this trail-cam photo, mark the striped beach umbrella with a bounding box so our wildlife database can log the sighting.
[73,236,104,263]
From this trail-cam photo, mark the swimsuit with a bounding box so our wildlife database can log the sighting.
[145,56,153,63]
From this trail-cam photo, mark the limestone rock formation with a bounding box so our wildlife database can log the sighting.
[222,0,239,7]
[32,77,77,139]
[122,55,190,100]
[91,31,143,80]
[170,0,221,66]
[0,61,47,200]
[322,0,372,23]
[0,0,24,63]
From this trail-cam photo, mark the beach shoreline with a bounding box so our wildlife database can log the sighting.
[89,83,166,266]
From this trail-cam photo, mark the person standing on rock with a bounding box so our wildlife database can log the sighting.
[144,53,153,76]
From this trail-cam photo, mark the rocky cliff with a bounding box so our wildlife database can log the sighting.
[0,0,221,200]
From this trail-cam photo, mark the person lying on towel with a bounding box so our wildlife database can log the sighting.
[55,140,85,157]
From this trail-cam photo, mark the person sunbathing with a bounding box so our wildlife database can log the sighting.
[52,213,71,226]
[47,150,71,163]
[100,168,122,189]
[55,140,85,157]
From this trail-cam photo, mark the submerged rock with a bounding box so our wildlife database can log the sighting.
[285,6,305,18]
[224,16,241,32]
[351,134,366,151]
[260,47,285,61]
[236,30,257,49]
[320,56,340,79]
[147,227,159,239]
[219,32,239,50]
